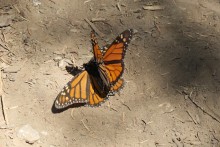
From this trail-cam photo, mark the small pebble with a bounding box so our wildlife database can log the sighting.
[53,56,62,62]
[58,59,73,69]
[17,124,40,144]
[53,51,63,55]
[70,29,80,33]
[3,66,21,73]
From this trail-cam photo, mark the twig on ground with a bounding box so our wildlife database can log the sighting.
[186,110,197,124]
[71,109,74,119]
[154,21,161,34]
[84,0,92,4]
[81,119,90,131]
[13,5,29,22]
[173,116,185,123]
[48,0,56,4]
[91,18,107,22]
[107,102,118,112]
[212,133,220,142]
[6,106,18,110]
[0,125,13,130]
[0,43,10,52]
[143,5,165,11]
[0,33,14,55]
[141,119,146,132]
[121,101,131,111]
[116,3,122,11]
[1,30,5,42]
[110,107,118,112]
[84,18,105,37]
[172,137,183,147]
[122,112,125,122]
[0,57,11,65]
[186,94,220,123]
[0,71,8,125]
[139,139,148,144]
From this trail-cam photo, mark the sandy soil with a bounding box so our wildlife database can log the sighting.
[0,0,220,146]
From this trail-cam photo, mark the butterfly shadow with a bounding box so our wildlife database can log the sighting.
[51,102,86,113]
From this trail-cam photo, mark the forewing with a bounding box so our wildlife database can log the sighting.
[91,31,103,63]
[102,29,133,85]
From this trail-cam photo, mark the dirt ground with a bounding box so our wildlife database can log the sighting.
[0,0,220,146]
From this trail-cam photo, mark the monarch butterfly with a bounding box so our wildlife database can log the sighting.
[54,29,133,109]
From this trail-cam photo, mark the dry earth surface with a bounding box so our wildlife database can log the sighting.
[0,0,220,146]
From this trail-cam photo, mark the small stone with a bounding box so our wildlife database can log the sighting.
[58,59,73,69]
[53,51,63,55]
[17,124,40,144]
[33,0,41,6]
[25,79,37,86]
[63,59,73,65]
[133,9,141,13]
[8,74,15,82]
[58,59,65,68]
[70,29,80,33]
[3,66,21,73]
[53,56,62,62]
[0,62,8,70]
[133,29,138,34]
[41,131,48,136]
[0,16,11,28]
[91,18,106,22]
[158,102,174,113]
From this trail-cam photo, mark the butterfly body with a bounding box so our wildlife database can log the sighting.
[54,29,133,109]
[83,59,101,76]
[84,60,110,98]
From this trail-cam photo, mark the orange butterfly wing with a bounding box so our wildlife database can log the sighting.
[110,78,124,93]
[55,71,105,109]
[91,31,103,62]
[101,29,133,85]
